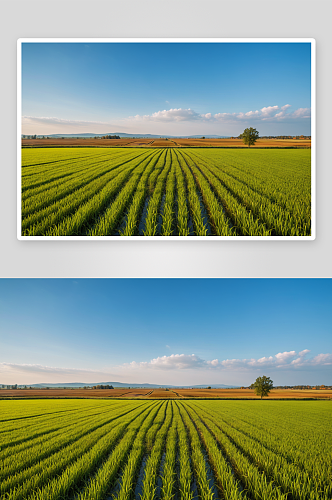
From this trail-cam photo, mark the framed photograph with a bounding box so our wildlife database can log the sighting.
[17,38,315,240]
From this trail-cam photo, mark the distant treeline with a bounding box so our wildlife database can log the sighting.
[21,135,121,140]
[22,135,311,140]
[228,135,311,140]
[99,135,120,140]
[86,385,114,389]
[240,385,330,390]
[253,135,311,140]
[1,384,331,390]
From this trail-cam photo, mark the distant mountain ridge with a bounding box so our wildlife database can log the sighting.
[22,133,230,139]
[12,382,239,389]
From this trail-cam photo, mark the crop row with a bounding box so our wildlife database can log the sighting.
[0,400,330,499]
[21,147,311,236]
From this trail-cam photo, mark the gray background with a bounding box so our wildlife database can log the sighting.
[1,0,331,278]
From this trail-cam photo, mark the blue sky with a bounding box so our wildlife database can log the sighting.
[22,42,312,136]
[1,279,330,386]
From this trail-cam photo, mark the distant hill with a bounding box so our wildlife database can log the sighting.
[22,133,230,139]
[14,381,238,389]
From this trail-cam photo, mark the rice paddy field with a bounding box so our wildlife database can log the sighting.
[1,399,330,500]
[21,147,311,237]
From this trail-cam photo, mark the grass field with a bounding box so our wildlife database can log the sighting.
[1,399,330,499]
[21,147,311,237]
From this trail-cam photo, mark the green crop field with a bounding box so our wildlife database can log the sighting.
[21,147,311,237]
[1,399,330,500]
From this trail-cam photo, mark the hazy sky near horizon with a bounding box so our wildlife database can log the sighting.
[1,279,330,386]
[21,42,312,136]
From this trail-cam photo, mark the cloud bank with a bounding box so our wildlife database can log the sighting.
[1,350,330,385]
[21,116,127,135]
[22,103,311,136]
[122,350,331,371]
[22,116,117,127]
[2,349,328,380]
[0,362,119,381]
[129,104,311,124]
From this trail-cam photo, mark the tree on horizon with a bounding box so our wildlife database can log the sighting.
[240,127,259,147]
[251,376,273,399]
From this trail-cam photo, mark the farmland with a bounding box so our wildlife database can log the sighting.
[21,137,311,148]
[0,399,330,499]
[21,147,311,237]
[1,387,331,399]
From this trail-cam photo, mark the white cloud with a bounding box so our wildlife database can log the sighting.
[257,356,274,363]
[130,108,203,122]
[0,362,119,381]
[21,116,127,135]
[261,105,279,116]
[275,351,297,363]
[1,349,330,385]
[22,116,114,127]
[125,353,206,370]
[245,110,260,117]
[23,104,311,136]
[306,353,332,365]
[274,107,311,121]
[291,107,311,119]
[127,104,310,125]
[122,350,331,372]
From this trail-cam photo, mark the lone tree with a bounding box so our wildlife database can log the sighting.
[251,376,273,399]
[240,127,259,147]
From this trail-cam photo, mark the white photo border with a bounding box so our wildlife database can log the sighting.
[17,38,316,241]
